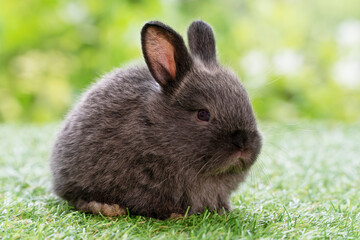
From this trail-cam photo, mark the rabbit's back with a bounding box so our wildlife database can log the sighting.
[50,65,158,203]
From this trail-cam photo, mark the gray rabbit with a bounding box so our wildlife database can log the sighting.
[50,20,262,220]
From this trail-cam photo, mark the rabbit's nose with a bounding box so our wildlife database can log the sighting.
[231,130,249,150]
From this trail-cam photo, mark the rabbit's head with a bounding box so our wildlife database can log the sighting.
[141,20,262,175]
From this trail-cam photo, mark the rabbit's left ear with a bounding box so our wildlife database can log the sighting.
[187,20,217,64]
[141,21,192,92]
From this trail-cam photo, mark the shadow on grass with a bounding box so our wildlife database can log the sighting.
[41,198,275,237]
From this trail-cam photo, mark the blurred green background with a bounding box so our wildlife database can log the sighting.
[1,0,359,123]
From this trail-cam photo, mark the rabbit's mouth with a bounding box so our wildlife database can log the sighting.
[209,151,254,176]
[233,149,251,161]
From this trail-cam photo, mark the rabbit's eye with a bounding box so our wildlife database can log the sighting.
[197,109,210,122]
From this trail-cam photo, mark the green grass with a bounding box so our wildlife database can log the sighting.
[0,122,359,239]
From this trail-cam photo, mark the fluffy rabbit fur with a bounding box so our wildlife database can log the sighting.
[50,20,262,220]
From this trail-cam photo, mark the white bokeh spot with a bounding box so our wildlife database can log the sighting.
[240,50,269,87]
[336,20,360,47]
[272,49,303,76]
[333,58,360,88]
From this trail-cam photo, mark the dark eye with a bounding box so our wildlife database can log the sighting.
[197,109,210,122]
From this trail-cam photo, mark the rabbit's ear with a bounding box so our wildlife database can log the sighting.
[187,20,217,64]
[141,21,192,91]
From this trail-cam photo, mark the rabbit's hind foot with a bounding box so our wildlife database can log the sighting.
[75,199,126,217]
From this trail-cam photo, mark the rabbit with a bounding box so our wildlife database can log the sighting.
[50,20,262,220]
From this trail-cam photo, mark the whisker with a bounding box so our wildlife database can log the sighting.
[193,152,225,180]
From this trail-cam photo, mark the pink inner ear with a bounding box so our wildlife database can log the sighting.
[146,28,176,84]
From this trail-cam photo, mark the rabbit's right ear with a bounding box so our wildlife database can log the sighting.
[187,20,217,64]
[141,21,192,92]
